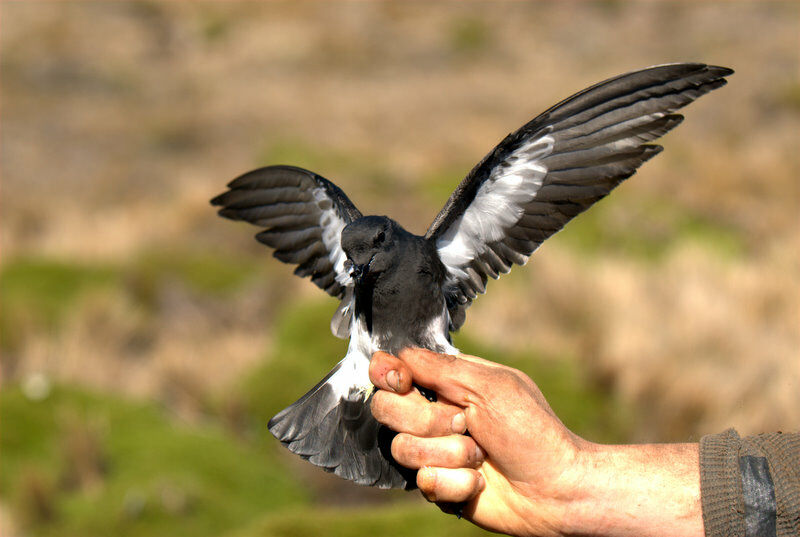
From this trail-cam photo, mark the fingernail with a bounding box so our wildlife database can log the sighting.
[451,412,466,433]
[476,473,486,492]
[387,370,401,392]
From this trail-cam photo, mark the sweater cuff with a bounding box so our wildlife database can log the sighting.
[700,428,745,537]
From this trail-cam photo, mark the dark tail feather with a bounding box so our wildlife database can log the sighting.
[268,363,416,489]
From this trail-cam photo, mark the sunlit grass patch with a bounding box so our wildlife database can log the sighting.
[0,385,308,537]
[676,212,744,258]
[0,258,119,325]
[449,16,492,57]
[256,139,360,177]
[417,162,474,211]
[255,138,407,207]
[229,502,491,537]
[0,258,119,350]
[774,81,800,112]
[198,7,233,43]
[237,299,348,431]
[0,251,266,352]
[130,249,263,299]
[553,193,745,262]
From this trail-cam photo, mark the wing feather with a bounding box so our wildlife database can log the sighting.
[425,63,732,330]
[211,165,362,338]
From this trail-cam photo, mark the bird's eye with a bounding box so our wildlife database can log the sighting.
[374,231,385,245]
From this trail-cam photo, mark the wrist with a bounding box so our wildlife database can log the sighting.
[561,441,703,537]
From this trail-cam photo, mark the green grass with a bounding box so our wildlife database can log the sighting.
[256,139,360,177]
[237,300,349,431]
[775,80,800,112]
[229,503,491,537]
[418,163,473,211]
[0,258,119,324]
[0,258,120,350]
[129,249,263,301]
[0,385,308,537]
[0,252,263,350]
[198,7,232,43]
[449,16,492,56]
[553,193,745,262]
[255,138,408,207]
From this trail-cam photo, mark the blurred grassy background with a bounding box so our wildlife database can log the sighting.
[1,1,798,536]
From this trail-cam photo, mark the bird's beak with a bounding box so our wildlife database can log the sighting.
[351,264,367,283]
[345,257,372,284]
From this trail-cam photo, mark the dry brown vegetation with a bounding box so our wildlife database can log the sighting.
[1,1,798,535]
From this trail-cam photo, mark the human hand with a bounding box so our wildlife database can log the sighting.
[369,348,703,537]
[369,348,587,536]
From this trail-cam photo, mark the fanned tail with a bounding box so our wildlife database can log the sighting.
[267,359,416,489]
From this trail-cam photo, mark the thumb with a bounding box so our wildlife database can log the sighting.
[395,347,504,407]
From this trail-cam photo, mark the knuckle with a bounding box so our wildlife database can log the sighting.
[397,347,418,361]
[450,439,471,464]
[419,405,437,436]
[370,391,389,419]
[438,351,458,364]
[493,367,524,387]
[369,353,395,384]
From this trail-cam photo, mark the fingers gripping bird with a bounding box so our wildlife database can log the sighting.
[212,63,732,489]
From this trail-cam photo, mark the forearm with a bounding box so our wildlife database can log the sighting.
[564,442,703,537]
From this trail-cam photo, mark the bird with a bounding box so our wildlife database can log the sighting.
[211,63,732,489]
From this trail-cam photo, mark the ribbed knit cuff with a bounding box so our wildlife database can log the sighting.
[700,428,745,537]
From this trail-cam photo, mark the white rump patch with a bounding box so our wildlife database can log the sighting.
[329,304,458,400]
[436,134,554,278]
[325,315,378,400]
[327,351,372,401]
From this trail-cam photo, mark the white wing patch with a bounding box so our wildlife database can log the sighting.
[436,134,554,280]
[313,187,354,288]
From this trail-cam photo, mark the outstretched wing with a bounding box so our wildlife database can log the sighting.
[425,63,733,330]
[211,165,362,337]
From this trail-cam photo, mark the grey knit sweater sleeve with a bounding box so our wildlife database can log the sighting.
[700,428,800,537]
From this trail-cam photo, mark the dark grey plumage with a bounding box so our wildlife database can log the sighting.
[340,216,451,355]
[213,165,361,298]
[211,63,733,489]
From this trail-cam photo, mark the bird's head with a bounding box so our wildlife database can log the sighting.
[341,216,399,285]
